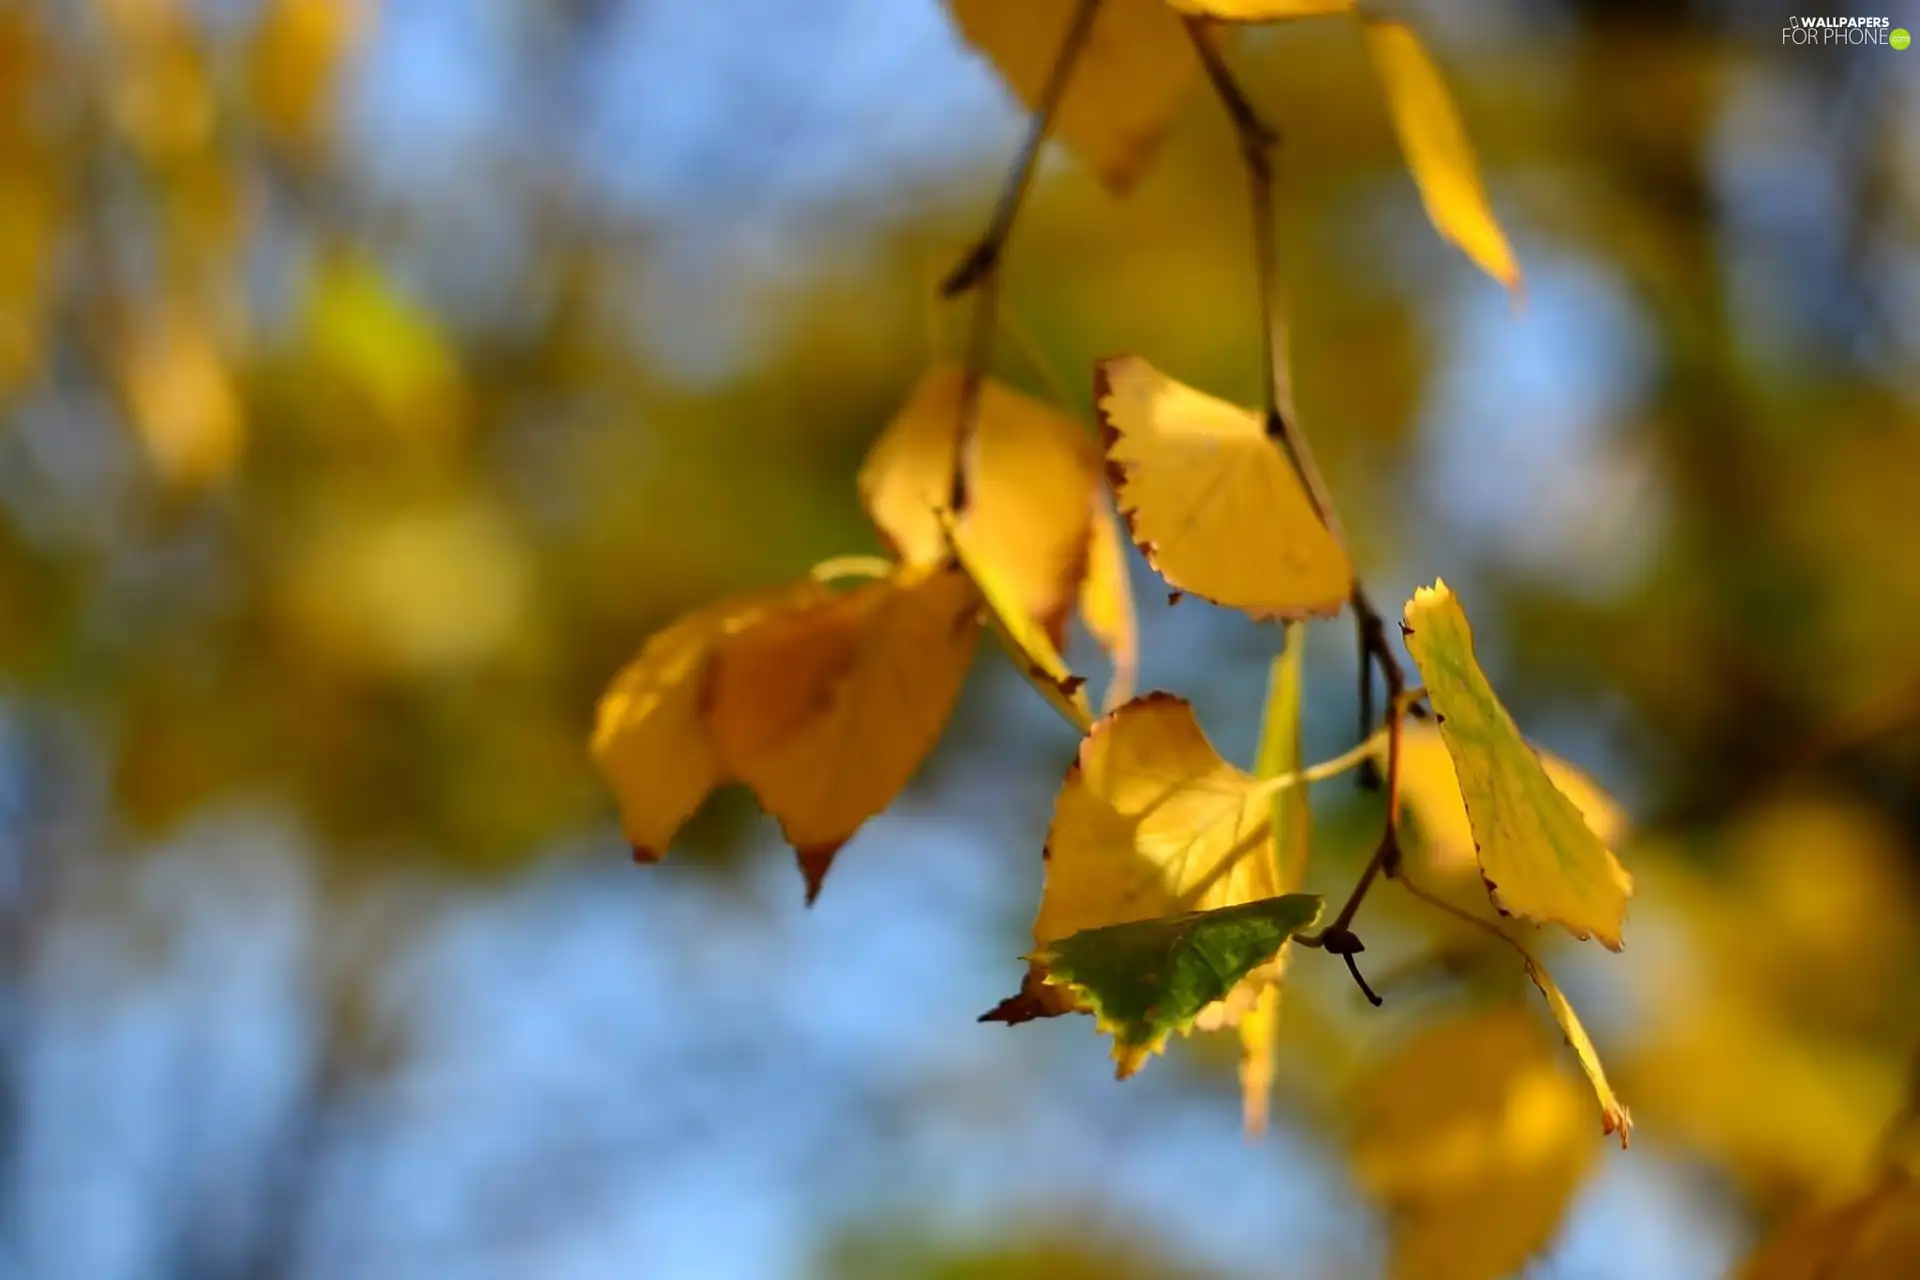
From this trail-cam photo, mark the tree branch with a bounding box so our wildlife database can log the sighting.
[944,0,1103,513]
[1181,21,1413,774]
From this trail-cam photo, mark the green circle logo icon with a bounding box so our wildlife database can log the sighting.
[1894,28,1911,49]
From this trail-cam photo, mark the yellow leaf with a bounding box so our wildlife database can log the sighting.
[1079,494,1139,710]
[984,693,1289,1074]
[591,581,828,861]
[946,0,1199,192]
[1166,0,1351,17]
[1522,955,1633,1147]
[942,509,1095,733]
[860,364,1099,643]
[1095,356,1352,619]
[1351,1010,1597,1280]
[1402,581,1632,948]
[1362,20,1521,292]
[707,563,980,900]
[1396,721,1626,929]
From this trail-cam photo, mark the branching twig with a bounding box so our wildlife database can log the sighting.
[1297,687,1423,1004]
[1181,21,1415,776]
[944,0,1103,513]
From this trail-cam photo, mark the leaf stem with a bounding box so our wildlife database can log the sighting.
[1180,21,1415,771]
[1244,728,1388,808]
[945,0,1103,514]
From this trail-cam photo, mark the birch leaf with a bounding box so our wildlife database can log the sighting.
[1363,19,1521,292]
[1096,356,1352,620]
[985,693,1297,1072]
[1402,581,1632,948]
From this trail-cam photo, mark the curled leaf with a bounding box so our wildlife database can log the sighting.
[1523,955,1633,1147]
[941,508,1094,732]
[1079,494,1139,710]
[860,364,1098,643]
[1402,581,1632,948]
[1096,356,1352,620]
[1363,19,1521,292]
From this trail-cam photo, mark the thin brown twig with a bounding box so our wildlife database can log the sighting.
[944,0,1103,513]
[1180,21,1415,774]
[1297,688,1422,1005]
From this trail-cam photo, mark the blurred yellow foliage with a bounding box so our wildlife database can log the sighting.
[1351,1010,1597,1280]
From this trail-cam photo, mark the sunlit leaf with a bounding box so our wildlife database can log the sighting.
[1396,721,1626,932]
[985,693,1295,1069]
[708,562,980,900]
[1095,356,1352,619]
[1362,19,1521,292]
[946,0,1200,192]
[591,580,830,861]
[1031,893,1321,1078]
[1351,1010,1598,1280]
[1402,581,1632,948]
[1079,494,1139,710]
[860,364,1099,645]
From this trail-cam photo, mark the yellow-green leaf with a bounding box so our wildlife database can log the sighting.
[1238,621,1311,1134]
[1095,356,1352,620]
[1402,581,1632,948]
[1362,20,1521,292]
[1523,954,1633,1147]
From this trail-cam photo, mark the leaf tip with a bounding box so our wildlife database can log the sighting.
[796,842,845,906]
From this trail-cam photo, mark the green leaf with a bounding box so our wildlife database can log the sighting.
[1034,893,1322,1078]
[1401,581,1632,949]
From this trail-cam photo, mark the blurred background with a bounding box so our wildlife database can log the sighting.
[3,0,1919,1276]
